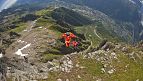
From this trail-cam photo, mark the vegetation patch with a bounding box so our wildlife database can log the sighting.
[42,53,62,62]
[11,23,27,33]
[108,53,143,81]
[36,17,55,27]
[78,56,103,76]
[51,7,92,26]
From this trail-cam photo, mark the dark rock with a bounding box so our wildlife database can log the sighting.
[9,32,20,38]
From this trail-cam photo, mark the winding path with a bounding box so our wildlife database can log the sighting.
[94,29,102,40]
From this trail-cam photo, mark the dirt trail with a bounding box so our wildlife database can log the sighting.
[5,20,56,60]
[94,29,102,40]
[93,26,102,40]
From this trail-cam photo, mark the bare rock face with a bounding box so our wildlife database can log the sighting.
[0,57,8,81]
[0,51,76,81]
[5,57,49,80]
[48,54,74,73]
[59,55,73,73]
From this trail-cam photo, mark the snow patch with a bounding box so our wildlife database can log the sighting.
[15,43,31,56]
[0,53,3,58]
[57,79,62,81]
[23,30,28,32]
[39,26,43,29]
[17,40,27,43]
[18,40,21,42]
[77,75,81,78]
[136,79,140,81]
[108,69,114,74]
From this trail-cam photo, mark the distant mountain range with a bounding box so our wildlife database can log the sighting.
[0,0,143,42]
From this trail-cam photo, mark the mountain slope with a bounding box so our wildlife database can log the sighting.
[62,0,140,22]
[61,0,143,42]
[50,7,92,26]
[47,41,143,81]
[0,1,143,81]
[0,7,92,80]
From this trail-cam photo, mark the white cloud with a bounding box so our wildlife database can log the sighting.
[0,0,17,12]
[129,0,136,4]
[140,0,143,4]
